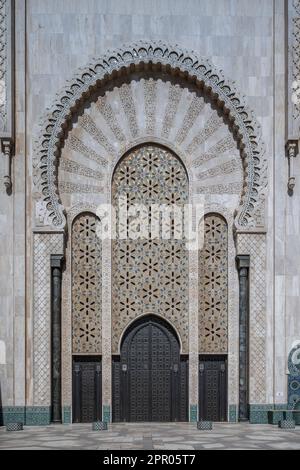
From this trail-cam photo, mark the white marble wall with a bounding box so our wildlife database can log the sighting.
[286,0,300,371]
[1,0,296,411]
[0,0,27,408]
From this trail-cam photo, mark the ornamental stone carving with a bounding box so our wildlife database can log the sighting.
[199,214,228,353]
[34,41,267,230]
[0,0,13,134]
[72,213,102,354]
[112,144,189,353]
[292,0,300,121]
[288,343,300,410]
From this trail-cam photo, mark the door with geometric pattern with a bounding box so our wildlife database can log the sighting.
[112,315,188,422]
[72,357,102,423]
[199,355,227,422]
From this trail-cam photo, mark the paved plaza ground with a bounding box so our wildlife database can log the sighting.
[0,422,300,450]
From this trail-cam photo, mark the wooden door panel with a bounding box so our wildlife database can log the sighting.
[113,316,188,422]
[72,357,102,423]
[199,355,227,422]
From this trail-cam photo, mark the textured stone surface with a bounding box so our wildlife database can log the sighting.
[112,144,189,353]
[32,233,64,406]
[237,234,267,404]
[199,214,228,353]
[72,213,102,354]
[1,422,300,450]
[0,0,298,428]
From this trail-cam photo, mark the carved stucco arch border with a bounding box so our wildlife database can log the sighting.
[35,41,267,230]
[116,312,184,356]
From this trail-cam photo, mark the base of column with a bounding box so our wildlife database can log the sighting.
[102,405,111,423]
[189,404,198,422]
[229,404,238,423]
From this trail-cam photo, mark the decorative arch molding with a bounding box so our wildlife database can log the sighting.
[67,202,98,228]
[109,137,190,186]
[117,312,183,356]
[34,41,267,231]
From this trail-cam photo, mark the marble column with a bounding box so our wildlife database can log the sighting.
[236,255,250,421]
[51,254,64,423]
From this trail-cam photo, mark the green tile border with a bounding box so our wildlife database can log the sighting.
[1,406,50,426]
[1,404,290,426]
[1,406,25,425]
[229,404,238,423]
[62,406,71,424]
[189,404,198,423]
[274,404,288,410]
[249,404,270,424]
[25,407,51,426]
[102,405,111,423]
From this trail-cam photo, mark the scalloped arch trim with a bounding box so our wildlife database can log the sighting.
[35,41,266,229]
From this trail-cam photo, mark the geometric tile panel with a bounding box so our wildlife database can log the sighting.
[199,214,228,353]
[72,213,102,353]
[33,233,64,406]
[288,343,300,411]
[112,144,189,353]
[237,234,267,404]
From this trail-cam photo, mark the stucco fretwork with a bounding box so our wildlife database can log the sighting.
[112,144,189,354]
[33,232,64,406]
[72,213,102,354]
[237,233,267,404]
[199,214,228,353]
[293,0,300,121]
[0,0,8,129]
[34,41,266,230]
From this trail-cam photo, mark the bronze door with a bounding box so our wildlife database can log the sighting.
[113,315,188,422]
[199,355,227,422]
[72,357,102,423]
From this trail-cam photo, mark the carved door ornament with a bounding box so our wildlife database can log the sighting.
[72,213,102,353]
[199,214,228,353]
[112,144,189,353]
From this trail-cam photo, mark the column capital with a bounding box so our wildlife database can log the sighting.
[286,139,299,158]
[1,137,13,191]
[50,254,64,269]
[236,255,250,270]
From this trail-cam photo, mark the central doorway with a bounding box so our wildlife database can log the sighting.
[112,315,188,422]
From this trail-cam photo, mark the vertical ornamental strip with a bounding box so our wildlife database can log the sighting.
[0,0,15,192]
[236,255,250,421]
[51,254,64,423]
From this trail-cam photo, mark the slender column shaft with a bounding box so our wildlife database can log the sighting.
[51,255,64,423]
[236,255,250,422]
[1,139,13,191]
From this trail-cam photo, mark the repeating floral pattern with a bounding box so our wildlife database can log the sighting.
[0,0,7,129]
[293,0,300,120]
[34,41,266,230]
[72,213,102,353]
[199,214,228,353]
[112,144,189,353]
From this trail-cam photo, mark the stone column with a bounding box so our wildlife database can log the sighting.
[236,255,250,421]
[188,231,199,422]
[102,238,112,422]
[1,139,13,192]
[51,254,64,423]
